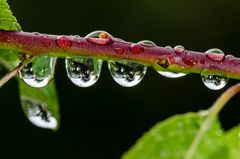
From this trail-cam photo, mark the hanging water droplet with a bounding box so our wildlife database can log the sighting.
[174,45,185,54]
[56,35,72,49]
[138,40,156,47]
[22,98,58,130]
[85,30,113,45]
[201,74,228,90]
[157,71,186,78]
[108,60,147,87]
[206,48,225,62]
[65,57,102,87]
[19,56,56,88]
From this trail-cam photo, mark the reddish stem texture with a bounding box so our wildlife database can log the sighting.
[0,31,240,79]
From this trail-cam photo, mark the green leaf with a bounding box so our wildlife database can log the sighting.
[0,0,60,130]
[223,125,240,159]
[122,112,229,159]
[0,0,21,31]
[19,80,60,130]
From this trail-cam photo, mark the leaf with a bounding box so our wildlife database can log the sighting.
[223,125,240,159]
[122,112,229,159]
[0,0,60,130]
[19,80,60,130]
[0,0,21,31]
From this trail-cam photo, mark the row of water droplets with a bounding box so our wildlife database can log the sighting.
[19,31,228,90]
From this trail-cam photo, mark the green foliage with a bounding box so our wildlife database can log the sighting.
[0,0,21,31]
[0,0,60,130]
[122,112,240,159]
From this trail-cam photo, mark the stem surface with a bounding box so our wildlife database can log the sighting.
[0,31,240,79]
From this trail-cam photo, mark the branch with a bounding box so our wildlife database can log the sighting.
[0,31,240,79]
[0,62,23,87]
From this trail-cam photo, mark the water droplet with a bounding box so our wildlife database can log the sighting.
[114,48,125,54]
[108,61,147,87]
[158,71,186,78]
[174,45,185,54]
[56,36,72,49]
[206,48,225,62]
[200,59,205,64]
[201,74,228,90]
[130,43,144,54]
[85,30,113,45]
[138,40,156,47]
[65,57,102,87]
[165,46,172,49]
[22,98,58,129]
[19,56,56,88]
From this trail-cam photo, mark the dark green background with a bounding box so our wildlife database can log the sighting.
[0,0,240,158]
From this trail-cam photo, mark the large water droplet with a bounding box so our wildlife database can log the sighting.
[201,74,228,90]
[19,56,56,88]
[22,98,58,130]
[206,48,225,62]
[138,40,156,47]
[108,60,147,87]
[65,57,102,87]
[85,30,113,45]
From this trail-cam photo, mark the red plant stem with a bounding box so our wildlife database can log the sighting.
[0,31,240,79]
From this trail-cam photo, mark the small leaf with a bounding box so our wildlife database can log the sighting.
[0,0,21,31]
[122,112,228,159]
[223,125,240,159]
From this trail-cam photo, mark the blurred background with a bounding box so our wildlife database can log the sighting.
[0,0,240,158]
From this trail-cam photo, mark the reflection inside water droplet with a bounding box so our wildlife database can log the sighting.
[108,60,147,87]
[201,74,228,90]
[22,98,57,129]
[65,57,102,87]
[19,56,56,88]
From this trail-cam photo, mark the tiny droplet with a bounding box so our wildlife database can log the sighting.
[138,40,156,47]
[56,36,72,49]
[85,30,113,45]
[130,43,144,54]
[174,45,185,54]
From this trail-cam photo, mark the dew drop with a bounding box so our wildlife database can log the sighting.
[22,98,58,130]
[19,56,56,88]
[114,48,125,54]
[206,48,225,62]
[130,43,144,54]
[201,74,228,90]
[165,46,172,49]
[174,45,185,54]
[138,40,156,47]
[85,30,113,45]
[108,61,147,87]
[56,35,72,49]
[65,57,102,87]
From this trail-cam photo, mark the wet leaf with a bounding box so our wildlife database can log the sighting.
[122,112,229,159]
